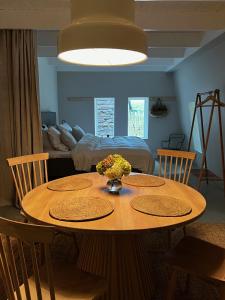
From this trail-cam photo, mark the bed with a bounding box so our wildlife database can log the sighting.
[71,133,154,174]
[41,114,154,179]
[44,134,154,180]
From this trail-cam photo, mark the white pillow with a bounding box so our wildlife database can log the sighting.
[58,122,73,132]
[72,125,85,141]
[48,127,69,151]
[60,128,77,150]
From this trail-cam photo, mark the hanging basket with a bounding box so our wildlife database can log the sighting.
[150,98,168,117]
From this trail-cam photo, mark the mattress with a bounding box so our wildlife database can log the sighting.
[48,150,72,159]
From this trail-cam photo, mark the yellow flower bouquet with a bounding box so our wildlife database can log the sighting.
[96,154,131,193]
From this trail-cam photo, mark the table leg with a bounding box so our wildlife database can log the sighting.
[77,234,154,300]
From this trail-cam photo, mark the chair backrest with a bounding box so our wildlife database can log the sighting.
[7,153,49,204]
[0,217,56,300]
[157,149,196,185]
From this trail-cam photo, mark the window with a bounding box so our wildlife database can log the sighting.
[128,97,149,139]
[94,98,115,137]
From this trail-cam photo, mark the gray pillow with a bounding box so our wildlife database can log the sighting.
[58,122,72,132]
[72,125,85,141]
[48,127,69,151]
[60,128,77,150]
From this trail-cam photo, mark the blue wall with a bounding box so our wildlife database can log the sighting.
[58,71,182,153]
[174,34,225,177]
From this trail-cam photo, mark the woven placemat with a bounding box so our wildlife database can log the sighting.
[122,175,165,187]
[131,195,192,217]
[49,196,114,221]
[47,177,92,191]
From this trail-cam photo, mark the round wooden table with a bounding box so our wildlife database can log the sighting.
[22,173,206,300]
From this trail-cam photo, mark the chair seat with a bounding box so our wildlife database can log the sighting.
[166,236,225,283]
[186,222,225,248]
[18,261,107,300]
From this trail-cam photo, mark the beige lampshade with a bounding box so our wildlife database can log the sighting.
[58,0,148,66]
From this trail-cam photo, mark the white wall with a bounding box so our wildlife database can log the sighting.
[58,72,182,153]
[38,58,58,122]
[173,33,225,177]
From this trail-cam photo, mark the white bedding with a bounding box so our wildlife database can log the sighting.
[71,133,154,174]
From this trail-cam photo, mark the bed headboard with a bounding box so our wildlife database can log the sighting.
[41,112,56,126]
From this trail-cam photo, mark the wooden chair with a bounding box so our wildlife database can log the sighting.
[7,153,49,206]
[156,149,196,248]
[157,149,196,185]
[7,153,80,254]
[0,217,107,300]
[165,236,225,300]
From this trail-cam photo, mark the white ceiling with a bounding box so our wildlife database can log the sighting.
[1,0,225,71]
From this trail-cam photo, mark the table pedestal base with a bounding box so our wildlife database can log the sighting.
[77,234,154,300]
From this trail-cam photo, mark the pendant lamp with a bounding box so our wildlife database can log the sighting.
[58,0,148,66]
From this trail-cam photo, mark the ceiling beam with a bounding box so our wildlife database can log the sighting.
[37,46,58,57]
[0,1,225,30]
[37,30,58,46]
[0,0,69,10]
[0,0,70,29]
[149,48,185,58]
[0,10,70,29]
[146,31,203,47]
[136,1,225,31]
[37,30,203,48]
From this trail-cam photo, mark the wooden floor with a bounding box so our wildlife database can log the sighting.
[191,168,222,181]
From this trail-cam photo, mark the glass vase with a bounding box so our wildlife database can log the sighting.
[106,178,122,194]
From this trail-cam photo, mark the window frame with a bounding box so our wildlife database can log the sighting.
[127,97,149,139]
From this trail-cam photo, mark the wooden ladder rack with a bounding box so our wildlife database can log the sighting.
[188,89,225,195]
